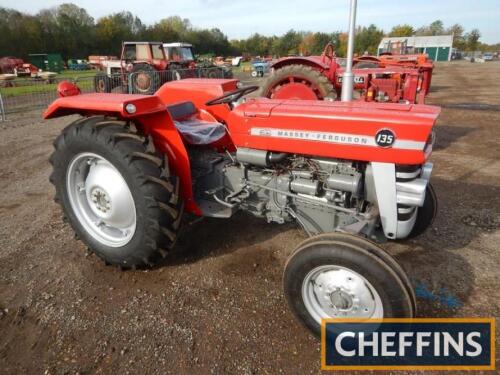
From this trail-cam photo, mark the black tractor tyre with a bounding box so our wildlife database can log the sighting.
[168,67,183,81]
[94,73,112,93]
[223,68,233,79]
[131,63,159,94]
[260,64,336,100]
[283,233,415,337]
[49,116,183,268]
[407,183,438,239]
[206,69,220,79]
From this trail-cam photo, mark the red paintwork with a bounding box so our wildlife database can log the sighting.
[57,81,81,97]
[156,78,239,122]
[44,79,440,215]
[0,57,39,75]
[227,98,439,165]
[268,82,319,100]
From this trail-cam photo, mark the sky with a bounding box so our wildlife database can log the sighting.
[2,0,500,44]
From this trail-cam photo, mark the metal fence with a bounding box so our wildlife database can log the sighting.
[0,67,232,120]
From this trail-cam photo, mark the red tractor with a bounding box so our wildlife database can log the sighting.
[94,42,197,95]
[261,43,434,104]
[0,56,39,77]
[46,75,439,336]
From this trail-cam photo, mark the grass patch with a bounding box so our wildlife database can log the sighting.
[0,83,58,98]
[58,69,98,79]
[1,70,98,98]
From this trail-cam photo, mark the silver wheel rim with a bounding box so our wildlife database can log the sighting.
[66,152,136,247]
[302,265,383,324]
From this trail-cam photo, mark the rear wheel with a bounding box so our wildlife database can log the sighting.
[283,233,415,336]
[169,68,182,81]
[131,64,159,94]
[207,69,220,79]
[49,116,183,268]
[260,64,335,100]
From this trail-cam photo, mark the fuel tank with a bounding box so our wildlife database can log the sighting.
[227,98,440,165]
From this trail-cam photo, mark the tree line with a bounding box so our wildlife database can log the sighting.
[0,3,496,60]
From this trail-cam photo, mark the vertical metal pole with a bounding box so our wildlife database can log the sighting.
[128,73,134,94]
[0,93,5,122]
[341,0,358,102]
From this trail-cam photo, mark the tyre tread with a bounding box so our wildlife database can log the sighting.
[49,116,183,268]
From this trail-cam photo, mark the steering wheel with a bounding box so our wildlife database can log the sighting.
[205,86,259,106]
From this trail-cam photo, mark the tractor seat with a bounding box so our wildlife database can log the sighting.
[167,101,227,145]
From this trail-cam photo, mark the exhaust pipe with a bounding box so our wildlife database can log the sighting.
[341,0,357,102]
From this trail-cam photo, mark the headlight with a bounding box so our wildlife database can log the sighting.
[125,103,137,114]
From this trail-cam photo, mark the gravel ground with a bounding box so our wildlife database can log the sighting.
[0,62,499,374]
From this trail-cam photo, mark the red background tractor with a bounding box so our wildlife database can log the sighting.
[0,56,39,77]
[261,43,434,104]
[94,42,197,95]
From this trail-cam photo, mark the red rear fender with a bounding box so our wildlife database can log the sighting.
[43,93,164,120]
[44,93,201,215]
[271,56,331,71]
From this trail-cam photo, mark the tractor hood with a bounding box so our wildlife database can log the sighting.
[228,98,440,165]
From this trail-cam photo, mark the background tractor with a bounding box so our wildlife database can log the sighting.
[163,42,197,79]
[260,42,433,103]
[94,42,232,94]
[94,41,198,95]
[0,56,39,77]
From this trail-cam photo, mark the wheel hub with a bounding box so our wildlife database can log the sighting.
[330,289,353,311]
[67,153,136,247]
[90,188,111,213]
[302,265,383,324]
[136,73,151,91]
[271,81,320,100]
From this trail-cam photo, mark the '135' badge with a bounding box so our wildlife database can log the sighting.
[375,129,396,147]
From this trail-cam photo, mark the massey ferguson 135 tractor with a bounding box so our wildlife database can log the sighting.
[45,76,439,335]
[261,42,434,104]
[45,0,440,335]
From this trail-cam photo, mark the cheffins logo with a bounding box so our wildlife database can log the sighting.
[321,318,495,371]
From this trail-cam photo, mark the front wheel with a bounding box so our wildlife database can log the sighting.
[283,233,415,336]
[49,117,183,268]
[407,183,438,238]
